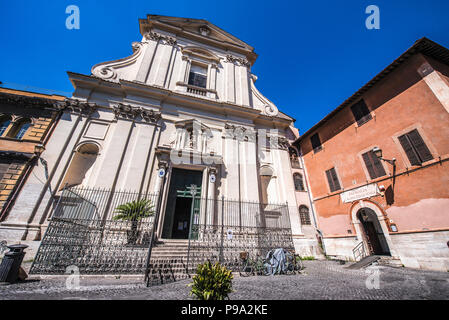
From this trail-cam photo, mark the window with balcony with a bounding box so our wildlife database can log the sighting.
[188,64,207,89]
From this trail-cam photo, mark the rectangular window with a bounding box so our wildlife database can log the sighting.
[325,167,341,192]
[188,64,207,88]
[362,150,386,179]
[398,129,433,166]
[351,99,372,126]
[310,133,322,153]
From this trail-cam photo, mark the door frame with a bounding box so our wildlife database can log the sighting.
[157,164,208,240]
[350,200,399,258]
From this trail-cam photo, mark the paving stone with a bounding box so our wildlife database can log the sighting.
[1,261,448,300]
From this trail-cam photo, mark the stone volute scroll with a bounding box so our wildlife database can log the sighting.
[91,42,145,82]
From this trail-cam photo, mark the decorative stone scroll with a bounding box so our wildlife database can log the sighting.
[225,55,251,67]
[91,42,144,81]
[113,103,161,123]
[144,32,177,46]
[224,123,256,142]
[61,99,97,116]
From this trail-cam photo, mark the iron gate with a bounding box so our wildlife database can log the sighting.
[186,197,295,273]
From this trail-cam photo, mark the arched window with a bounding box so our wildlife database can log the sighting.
[293,173,305,191]
[60,143,99,189]
[8,118,32,139]
[0,116,12,137]
[299,205,311,225]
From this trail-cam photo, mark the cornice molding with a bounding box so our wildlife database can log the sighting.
[67,72,293,127]
[0,92,62,111]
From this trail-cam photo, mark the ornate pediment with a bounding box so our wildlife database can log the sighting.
[139,15,257,63]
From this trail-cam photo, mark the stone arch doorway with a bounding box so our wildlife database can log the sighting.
[356,208,391,256]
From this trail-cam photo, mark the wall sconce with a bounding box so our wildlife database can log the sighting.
[373,147,396,166]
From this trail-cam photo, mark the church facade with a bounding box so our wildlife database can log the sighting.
[1,15,317,260]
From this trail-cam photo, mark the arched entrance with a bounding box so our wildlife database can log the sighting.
[357,208,390,256]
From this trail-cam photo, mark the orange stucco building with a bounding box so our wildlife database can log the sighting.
[295,38,449,271]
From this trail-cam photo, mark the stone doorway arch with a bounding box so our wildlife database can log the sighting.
[351,200,399,258]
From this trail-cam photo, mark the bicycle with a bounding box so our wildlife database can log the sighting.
[239,251,274,277]
[284,251,304,275]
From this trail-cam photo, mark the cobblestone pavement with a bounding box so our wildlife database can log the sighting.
[1,261,448,300]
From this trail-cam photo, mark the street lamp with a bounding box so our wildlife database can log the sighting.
[372,147,396,166]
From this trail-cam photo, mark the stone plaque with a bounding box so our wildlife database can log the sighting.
[340,184,380,203]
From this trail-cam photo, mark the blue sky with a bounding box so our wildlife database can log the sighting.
[1,0,448,133]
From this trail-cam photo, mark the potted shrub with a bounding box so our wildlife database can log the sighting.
[113,199,155,245]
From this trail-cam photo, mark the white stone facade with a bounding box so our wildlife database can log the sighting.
[0,15,304,257]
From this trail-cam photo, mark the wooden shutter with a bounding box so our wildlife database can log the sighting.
[398,134,421,166]
[326,168,341,192]
[407,129,433,162]
[362,151,386,179]
[399,130,433,165]
[351,100,372,126]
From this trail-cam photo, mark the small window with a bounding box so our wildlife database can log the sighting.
[299,206,311,225]
[310,133,322,153]
[289,148,301,168]
[351,99,372,126]
[362,150,386,179]
[325,167,341,192]
[293,173,305,191]
[0,116,12,137]
[9,119,31,140]
[188,64,207,88]
[398,129,433,166]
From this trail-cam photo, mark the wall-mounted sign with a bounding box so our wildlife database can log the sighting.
[210,174,216,183]
[158,168,166,178]
[340,184,380,203]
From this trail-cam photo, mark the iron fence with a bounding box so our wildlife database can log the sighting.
[186,197,294,274]
[30,186,159,275]
[31,186,295,281]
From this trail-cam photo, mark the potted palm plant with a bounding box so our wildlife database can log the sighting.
[113,199,155,245]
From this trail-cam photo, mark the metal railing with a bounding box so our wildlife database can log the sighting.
[353,241,368,262]
[31,186,295,278]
